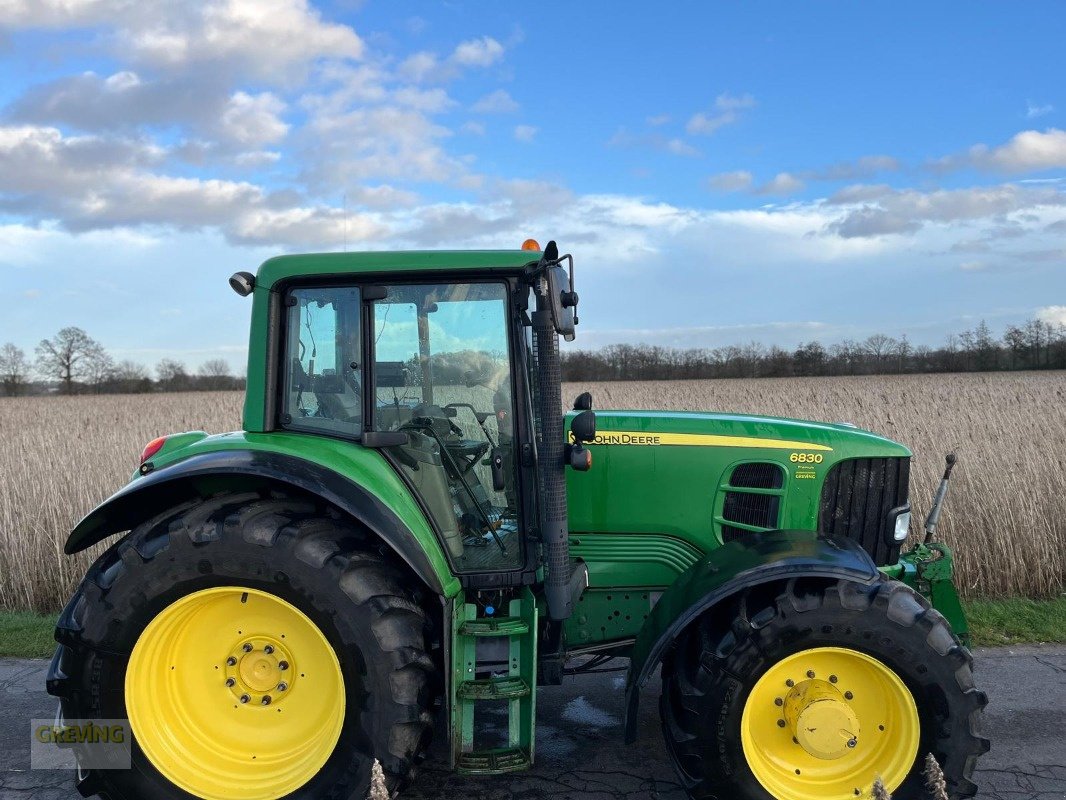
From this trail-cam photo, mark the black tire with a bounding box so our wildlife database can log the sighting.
[659,577,989,800]
[47,492,437,800]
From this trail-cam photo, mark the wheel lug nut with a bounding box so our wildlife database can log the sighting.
[829,674,838,683]
[776,719,786,728]
[278,661,289,671]
[806,670,815,679]
[240,694,250,704]
[844,691,854,700]
[261,695,272,706]
[785,679,794,687]
[225,677,236,687]
[847,738,857,749]
[243,643,253,653]
[774,697,783,707]
[277,682,288,692]
[226,656,237,666]
[263,645,274,654]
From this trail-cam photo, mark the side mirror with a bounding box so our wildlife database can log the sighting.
[573,392,593,411]
[544,259,576,340]
[570,410,596,443]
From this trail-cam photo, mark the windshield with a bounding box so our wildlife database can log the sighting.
[372,281,522,572]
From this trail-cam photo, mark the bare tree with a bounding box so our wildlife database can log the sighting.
[156,358,189,391]
[111,360,151,393]
[862,333,898,371]
[0,343,31,396]
[35,327,108,394]
[198,358,233,390]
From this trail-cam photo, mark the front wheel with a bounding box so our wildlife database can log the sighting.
[48,495,436,800]
[660,577,989,800]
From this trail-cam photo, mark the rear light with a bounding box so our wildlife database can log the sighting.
[140,436,167,465]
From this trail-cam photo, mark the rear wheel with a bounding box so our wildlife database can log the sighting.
[660,577,988,800]
[48,494,436,800]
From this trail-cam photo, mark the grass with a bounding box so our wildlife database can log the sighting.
[966,596,1066,646]
[0,610,58,658]
[1,598,1063,659]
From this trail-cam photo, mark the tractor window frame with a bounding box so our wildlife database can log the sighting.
[277,285,365,441]
[365,276,539,577]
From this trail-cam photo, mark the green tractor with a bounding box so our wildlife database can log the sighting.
[49,241,988,800]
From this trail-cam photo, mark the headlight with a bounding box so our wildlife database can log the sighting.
[892,509,911,542]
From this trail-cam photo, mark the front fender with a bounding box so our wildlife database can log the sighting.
[623,530,878,743]
[65,449,457,597]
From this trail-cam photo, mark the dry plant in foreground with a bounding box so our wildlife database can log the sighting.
[1,371,1062,611]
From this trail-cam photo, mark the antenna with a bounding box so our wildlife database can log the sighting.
[343,192,348,252]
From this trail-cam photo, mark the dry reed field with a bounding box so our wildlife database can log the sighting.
[1,372,1063,612]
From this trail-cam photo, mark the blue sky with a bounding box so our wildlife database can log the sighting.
[1,1,1064,375]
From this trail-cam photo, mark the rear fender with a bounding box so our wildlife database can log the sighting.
[65,449,454,596]
[623,530,879,743]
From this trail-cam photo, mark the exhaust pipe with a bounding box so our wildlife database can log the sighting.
[531,243,573,622]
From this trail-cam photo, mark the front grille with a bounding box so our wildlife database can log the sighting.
[819,457,910,565]
[731,462,785,490]
[722,491,781,542]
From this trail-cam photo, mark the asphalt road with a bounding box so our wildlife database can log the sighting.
[2,646,1063,800]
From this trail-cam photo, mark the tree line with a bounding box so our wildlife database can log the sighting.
[561,318,1066,381]
[0,327,245,396]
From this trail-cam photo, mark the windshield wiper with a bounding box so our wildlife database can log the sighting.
[414,422,506,553]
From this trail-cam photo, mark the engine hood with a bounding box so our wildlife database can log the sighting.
[575,410,910,459]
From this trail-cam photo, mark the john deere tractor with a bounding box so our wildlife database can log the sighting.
[49,241,988,800]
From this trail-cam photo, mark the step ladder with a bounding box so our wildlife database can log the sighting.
[450,587,538,775]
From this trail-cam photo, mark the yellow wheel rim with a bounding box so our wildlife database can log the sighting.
[125,587,345,800]
[741,647,919,800]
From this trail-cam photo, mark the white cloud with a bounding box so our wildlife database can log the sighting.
[665,138,700,158]
[0,0,132,28]
[755,172,805,196]
[299,105,465,189]
[686,92,756,135]
[805,155,900,181]
[707,170,754,192]
[0,124,383,245]
[646,114,671,126]
[828,183,1066,238]
[461,121,486,136]
[514,124,537,143]
[933,128,1066,175]
[1036,305,1066,326]
[607,128,700,158]
[977,128,1066,173]
[707,170,804,195]
[219,91,288,146]
[399,36,505,83]
[1027,101,1054,119]
[118,0,364,80]
[451,36,504,67]
[471,89,519,114]
[397,51,439,83]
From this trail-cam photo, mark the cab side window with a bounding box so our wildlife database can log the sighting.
[281,287,362,436]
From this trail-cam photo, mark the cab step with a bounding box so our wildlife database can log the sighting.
[457,676,531,701]
[450,588,538,776]
[458,617,529,637]
[457,746,532,775]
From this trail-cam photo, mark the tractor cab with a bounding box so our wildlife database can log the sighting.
[270,242,581,583]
